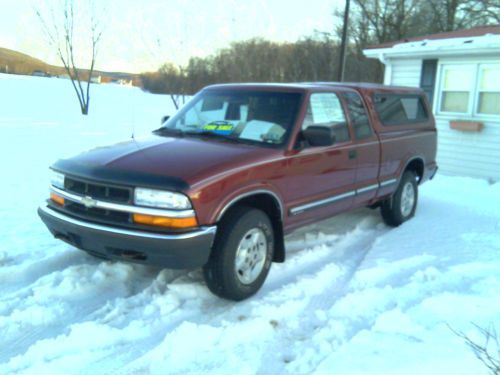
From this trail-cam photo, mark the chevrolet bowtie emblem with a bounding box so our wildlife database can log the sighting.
[81,196,98,208]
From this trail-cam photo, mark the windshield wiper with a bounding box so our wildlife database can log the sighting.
[183,130,238,143]
[153,127,184,137]
[154,128,259,146]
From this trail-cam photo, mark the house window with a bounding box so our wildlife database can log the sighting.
[439,65,474,113]
[477,65,500,115]
[438,62,500,116]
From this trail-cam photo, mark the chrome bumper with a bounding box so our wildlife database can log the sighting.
[38,205,217,269]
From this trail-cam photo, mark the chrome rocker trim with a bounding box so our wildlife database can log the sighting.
[290,178,399,216]
[379,178,398,187]
[290,191,356,216]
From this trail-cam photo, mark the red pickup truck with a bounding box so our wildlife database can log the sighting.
[39,83,437,300]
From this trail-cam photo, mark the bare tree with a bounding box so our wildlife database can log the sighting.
[158,62,188,110]
[450,323,500,375]
[459,0,500,27]
[423,0,500,32]
[35,0,103,115]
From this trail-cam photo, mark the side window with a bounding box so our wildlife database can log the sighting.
[374,94,428,126]
[439,64,474,113]
[342,92,372,139]
[302,93,350,144]
[477,64,500,115]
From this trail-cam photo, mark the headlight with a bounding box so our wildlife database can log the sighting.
[134,188,192,210]
[50,170,65,189]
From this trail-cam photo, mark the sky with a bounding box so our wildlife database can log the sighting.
[0,0,344,73]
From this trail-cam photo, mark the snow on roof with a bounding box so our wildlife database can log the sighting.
[365,25,500,49]
[363,25,500,59]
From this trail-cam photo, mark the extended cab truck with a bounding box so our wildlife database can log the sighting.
[39,83,437,300]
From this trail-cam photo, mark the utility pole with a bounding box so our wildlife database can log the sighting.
[337,0,350,82]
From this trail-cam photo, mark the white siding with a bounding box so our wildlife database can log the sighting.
[388,58,422,87]
[435,116,500,182]
[433,57,500,182]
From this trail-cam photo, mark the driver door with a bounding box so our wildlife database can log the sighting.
[280,91,358,229]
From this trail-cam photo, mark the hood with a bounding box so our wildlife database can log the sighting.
[53,135,278,191]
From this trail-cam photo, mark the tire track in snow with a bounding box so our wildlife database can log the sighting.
[0,248,88,295]
[0,262,160,364]
[253,225,384,374]
[268,222,493,374]
[109,214,385,374]
[2,210,383,374]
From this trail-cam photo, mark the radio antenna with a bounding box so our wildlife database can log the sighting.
[131,99,136,140]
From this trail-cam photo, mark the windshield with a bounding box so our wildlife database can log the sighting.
[160,90,302,146]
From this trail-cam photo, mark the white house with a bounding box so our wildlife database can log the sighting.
[364,25,500,182]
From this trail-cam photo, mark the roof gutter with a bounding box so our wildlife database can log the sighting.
[363,44,500,60]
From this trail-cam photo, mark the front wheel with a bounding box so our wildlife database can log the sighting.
[203,207,274,301]
[380,171,418,227]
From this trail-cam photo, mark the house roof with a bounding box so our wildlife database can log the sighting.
[363,25,500,59]
[365,25,500,50]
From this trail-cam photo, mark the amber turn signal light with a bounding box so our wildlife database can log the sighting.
[132,214,198,229]
[50,192,65,206]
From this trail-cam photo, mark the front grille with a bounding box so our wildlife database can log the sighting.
[52,175,192,234]
[64,201,131,224]
[60,176,133,225]
[65,176,132,203]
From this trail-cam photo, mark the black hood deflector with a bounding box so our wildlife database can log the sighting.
[52,158,190,192]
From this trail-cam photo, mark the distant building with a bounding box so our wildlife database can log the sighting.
[364,25,500,182]
[117,79,133,86]
[32,70,50,77]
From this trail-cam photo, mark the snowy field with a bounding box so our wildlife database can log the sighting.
[0,73,499,374]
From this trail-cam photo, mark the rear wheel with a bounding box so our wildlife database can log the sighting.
[380,171,418,227]
[203,207,274,301]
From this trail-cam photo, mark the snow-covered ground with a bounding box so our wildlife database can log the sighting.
[0,73,499,375]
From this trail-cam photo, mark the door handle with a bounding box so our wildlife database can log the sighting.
[349,150,357,160]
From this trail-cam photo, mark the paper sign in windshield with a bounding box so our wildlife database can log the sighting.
[239,120,274,141]
[203,121,234,135]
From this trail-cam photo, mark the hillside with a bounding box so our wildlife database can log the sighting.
[0,47,56,75]
[0,46,140,84]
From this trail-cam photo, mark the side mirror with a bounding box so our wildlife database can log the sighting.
[302,126,336,147]
[161,115,170,125]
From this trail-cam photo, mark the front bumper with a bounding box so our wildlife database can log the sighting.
[38,205,216,269]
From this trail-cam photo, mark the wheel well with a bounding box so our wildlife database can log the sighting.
[219,193,285,263]
[405,158,424,183]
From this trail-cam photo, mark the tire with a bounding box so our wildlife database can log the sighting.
[380,170,418,227]
[203,206,274,301]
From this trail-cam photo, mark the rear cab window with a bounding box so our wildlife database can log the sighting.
[373,93,429,126]
[341,92,373,139]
